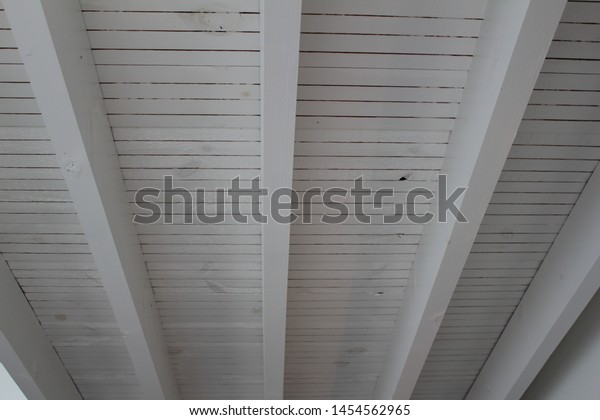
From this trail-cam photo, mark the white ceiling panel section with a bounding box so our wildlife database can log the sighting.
[81,0,264,399]
[413,1,600,400]
[284,0,487,399]
[0,14,142,399]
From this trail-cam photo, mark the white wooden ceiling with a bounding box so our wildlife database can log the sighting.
[412,1,600,399]
[1,0,599,400]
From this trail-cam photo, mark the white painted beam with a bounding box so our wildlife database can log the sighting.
[467,164,600,399]
[522,287,600,400]
[0,258,81,399]
[374,0,567,400]
[3,0,178,399]
[260,0,302,400]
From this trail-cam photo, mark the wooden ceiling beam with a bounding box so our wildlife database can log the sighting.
[260,0,302,400]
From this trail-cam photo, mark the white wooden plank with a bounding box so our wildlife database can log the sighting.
[294,129,449,143]
[524,105,600,121]
[494,181,584,194]
[374,0,567,400]
[96,65,259,84]
[560,1,600,23]
[301,15,481,37]
[542,58,600,74]
[94,50,259,69]
[113,127,260,141]
[530,90,600,106]
[101,83,260,100]
[0,12,8,28]
[0,141,53,155]
[0,81,35,97]
[295,101,458,118]
[83,11,260,31]
[300,34,477,55]
[301,0,487,19]
[295,117,454,131]
[106,99,259,116]
[299,86,464,102]
[0,50,22,64]
[108,114,259,128]
[0,114,44,126]
[499,171,591,182]
[293,156,442,170]
[0,64,30,82]
[299,53,472,71]
[0,98,39,113]
[535,73,600,91]
[298,68,467,88]
[3,0,178,399]
[116,140,259,156]
[509,145,600,161]
[120,155,259,169]
[547,40,600,60]
[504,159,597,172]
[0,155,60,167]
[490,192,579,205]
[88,31,259,51]
[519,120,600,134]
[80,0,259,12]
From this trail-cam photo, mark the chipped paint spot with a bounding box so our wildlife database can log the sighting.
[206,280,227,294]
[176,166,199,178]
[54,313,67,321]
[178,3,245,35]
